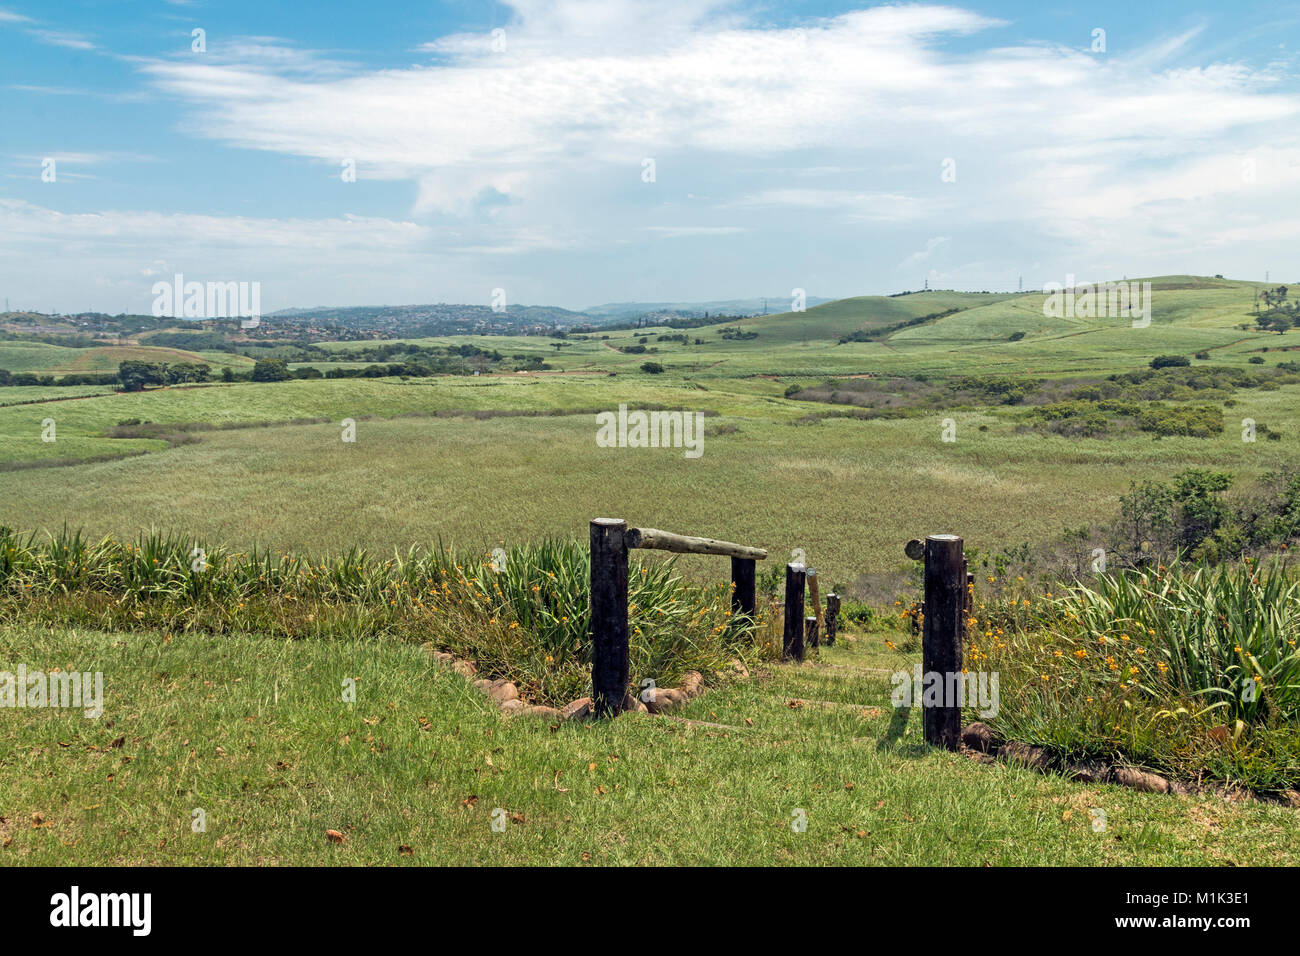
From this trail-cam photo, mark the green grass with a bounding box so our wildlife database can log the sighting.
[4,624,1295,865]
[976,561,1300,793]
[0,530,768,706]
[1,389,1296,586]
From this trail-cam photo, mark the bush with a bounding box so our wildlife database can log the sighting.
[976,560,1300,792]
[640,362,665,374]
[1150,355,1190,369]
[0,530,774,706]
[251,358,292,382]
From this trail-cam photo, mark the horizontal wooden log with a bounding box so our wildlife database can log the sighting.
[625,527,767,560]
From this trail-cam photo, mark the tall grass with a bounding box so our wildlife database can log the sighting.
[973,560,1300,792]
[0,527,771,705]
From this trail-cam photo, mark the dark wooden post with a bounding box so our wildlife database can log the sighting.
[922,533,964,750]
[825,593,840,646]
[783,563,805,662]
[731,556,756,618]
[590,518,629,718]
[807,568,822,629]
[805,615,818,649]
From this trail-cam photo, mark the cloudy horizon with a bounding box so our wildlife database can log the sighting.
[2,0,1298,314]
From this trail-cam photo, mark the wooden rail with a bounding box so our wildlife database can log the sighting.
[625,527,768,560]
[590,519,767,717]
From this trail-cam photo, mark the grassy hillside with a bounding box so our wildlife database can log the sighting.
[4,624,1294,866]
[0,274,1296,585]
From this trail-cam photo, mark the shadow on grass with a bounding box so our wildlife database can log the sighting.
[876,704,928,756]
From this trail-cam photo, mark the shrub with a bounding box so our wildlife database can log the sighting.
[251,358,292,382]
[0,530,773,706]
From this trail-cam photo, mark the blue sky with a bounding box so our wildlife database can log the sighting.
[2,0,1299,314]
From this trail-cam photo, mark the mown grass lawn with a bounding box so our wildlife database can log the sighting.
[3,624,1295,866]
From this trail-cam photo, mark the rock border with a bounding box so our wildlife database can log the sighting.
[424,643,737,724]
[961,721,1300,809]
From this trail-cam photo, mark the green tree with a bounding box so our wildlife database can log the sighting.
[251,358,291,382]
[117,360,167,392]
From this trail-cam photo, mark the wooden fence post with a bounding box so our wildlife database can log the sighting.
[807,568,822,629]
[590,518,629,718]
[731,556,756,618]
[805,615,818,650]
[783,563,806,662]
[825,593,840,646]
[922,533,964,750]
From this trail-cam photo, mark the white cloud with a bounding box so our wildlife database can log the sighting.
[899,236,950,269]
[9,2,1300,308]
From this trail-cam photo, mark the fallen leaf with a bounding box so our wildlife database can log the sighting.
[398,844,413,856]
[325,829,346,844]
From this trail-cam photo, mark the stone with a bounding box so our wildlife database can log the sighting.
[561,698,593,721]
[679,671,704,698]
[1277,789,1300,808]
[998,741,1051,771]
[520,705,564,720]
[644,687,687,714]
[961,722,999,753]
[482,679,518,704]
[1113,766,1170,794]
[452,659,477,678]
[498,699,525,714]
[1063,760,1111,784]
[730,659,750,679]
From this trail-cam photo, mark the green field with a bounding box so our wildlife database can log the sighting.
[0,276,1297,584]
[4,625,1294,866]
[3,275,1298,866]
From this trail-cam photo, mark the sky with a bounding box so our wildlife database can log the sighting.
[2,0,1299,314]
